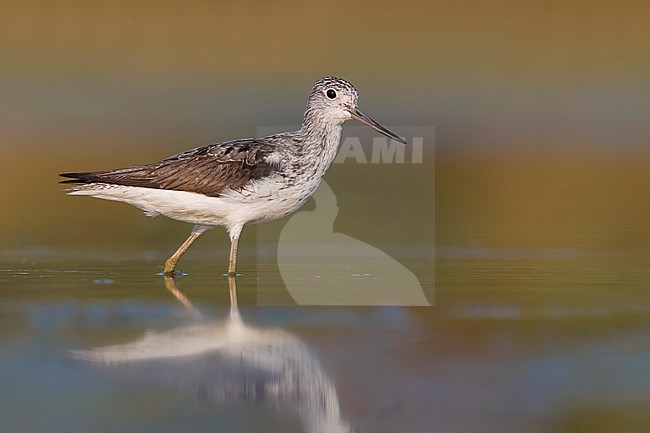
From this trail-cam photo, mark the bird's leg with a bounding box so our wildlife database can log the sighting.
[227,238,239,277]
[227,225,244,277]
[164,225,210,276]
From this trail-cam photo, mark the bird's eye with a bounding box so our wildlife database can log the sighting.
[326,89,337,99]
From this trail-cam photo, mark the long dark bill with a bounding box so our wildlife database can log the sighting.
[350,108,407,144]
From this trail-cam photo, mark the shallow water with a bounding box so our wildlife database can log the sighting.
[1,242,648,433]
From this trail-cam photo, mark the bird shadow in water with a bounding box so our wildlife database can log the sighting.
[73,276,353,433]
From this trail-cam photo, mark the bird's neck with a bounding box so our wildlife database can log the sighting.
[298,118,343,178]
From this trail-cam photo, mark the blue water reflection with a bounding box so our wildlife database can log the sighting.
[73,277,352,433]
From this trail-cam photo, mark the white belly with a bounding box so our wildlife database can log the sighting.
[68,176,321,229]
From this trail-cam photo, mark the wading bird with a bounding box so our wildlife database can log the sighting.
[61,77,406,276]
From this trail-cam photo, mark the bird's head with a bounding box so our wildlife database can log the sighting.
[304,77,406,144]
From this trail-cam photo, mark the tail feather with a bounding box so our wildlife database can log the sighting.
[59,166,162,189]
[59,171,98,184]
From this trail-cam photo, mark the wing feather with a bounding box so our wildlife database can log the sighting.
[60,139,278,197]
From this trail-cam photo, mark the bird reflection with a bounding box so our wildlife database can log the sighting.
[74,276,352,433]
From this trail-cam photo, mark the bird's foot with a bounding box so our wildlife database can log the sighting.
[158,269,188,277]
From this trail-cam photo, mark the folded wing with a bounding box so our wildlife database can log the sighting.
[60,139,277,198]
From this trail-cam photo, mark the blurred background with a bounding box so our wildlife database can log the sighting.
[1,1,649,432]
[0,1,648,253]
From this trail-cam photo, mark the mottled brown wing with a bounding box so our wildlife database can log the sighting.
[60,139,277,197]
